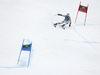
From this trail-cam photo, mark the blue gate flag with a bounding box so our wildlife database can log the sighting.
[17,39,32,67]
[21,43,32,51]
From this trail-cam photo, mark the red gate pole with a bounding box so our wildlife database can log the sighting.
[75,2,81,23]
[84,13,87,26]
[75,11,79,23]
[84,4,89,26]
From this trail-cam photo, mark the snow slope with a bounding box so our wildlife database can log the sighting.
[0,0,100,75]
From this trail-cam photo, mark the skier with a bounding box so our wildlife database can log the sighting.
[54,13,71,29]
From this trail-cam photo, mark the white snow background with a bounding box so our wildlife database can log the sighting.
[0,0,100,75]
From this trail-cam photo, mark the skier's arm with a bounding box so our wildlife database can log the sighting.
[58,14,66,17]
[69,17,72,24]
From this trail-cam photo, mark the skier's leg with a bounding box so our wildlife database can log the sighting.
[61,21,68,28]
[58,21,64,24]
[54,21,64,27]
[54,21,64,25]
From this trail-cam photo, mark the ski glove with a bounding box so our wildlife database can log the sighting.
[58,14,62,16]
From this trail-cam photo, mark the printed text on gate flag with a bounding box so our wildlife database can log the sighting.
[78,5,88,13]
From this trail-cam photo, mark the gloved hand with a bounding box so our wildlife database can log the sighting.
[69,24,71,27]
[58,14,62,15]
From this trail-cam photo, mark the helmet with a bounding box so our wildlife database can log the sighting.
[67,13,69,15]
[67,13,70,16]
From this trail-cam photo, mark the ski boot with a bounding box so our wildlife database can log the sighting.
[54,23,57,27]
[61,24,65,29]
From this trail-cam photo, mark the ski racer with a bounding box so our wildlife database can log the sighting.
[54,13,71,29]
